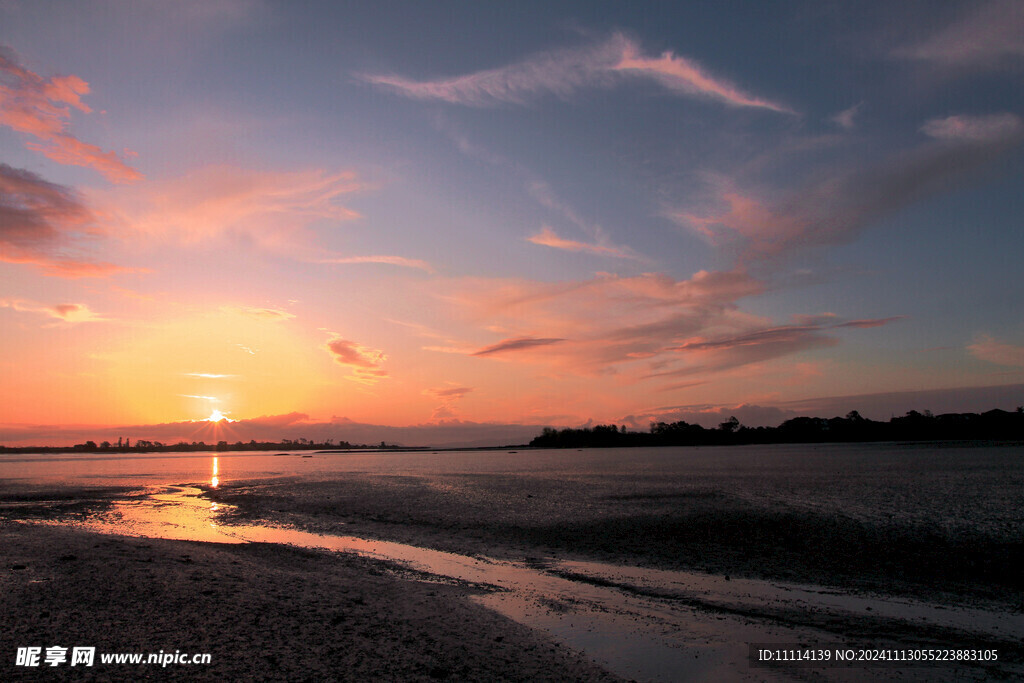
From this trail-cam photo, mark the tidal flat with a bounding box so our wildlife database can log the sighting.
[2,443,1023,680]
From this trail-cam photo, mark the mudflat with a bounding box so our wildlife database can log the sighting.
[0,519,620,681]
[206,471,1024,609]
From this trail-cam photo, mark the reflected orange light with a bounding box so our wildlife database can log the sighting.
[211,456,219,488]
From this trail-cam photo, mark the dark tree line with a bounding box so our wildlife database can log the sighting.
[529,408,1024,448]
[0,438,397,454]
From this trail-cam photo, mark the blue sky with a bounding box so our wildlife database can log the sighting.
[1,0,1022,445]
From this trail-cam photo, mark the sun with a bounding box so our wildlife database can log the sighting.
[205,409,234,423]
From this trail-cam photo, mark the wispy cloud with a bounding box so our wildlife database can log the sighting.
[613,39,794,113]
[647,325,840,379]
[0,298,105,323]
[319,254,435,273]
[968,335,1024,368]
[441,269,764,373]
[832,316,906,329]
[919,113,1024,143]
[525,180,643,260]
[894,0,1024,68]
[0,164,129,277]
[184,373,235,379]
[224,306,295,321]
[363,33,791,113]
[649,316,904,380]
[105,165,364,251]
[324,336,388,383]
[0,46,142,182]
[831,102,863,130]
[675,113,1024,264]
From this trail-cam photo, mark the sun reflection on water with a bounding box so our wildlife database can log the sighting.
[210,456,219,488]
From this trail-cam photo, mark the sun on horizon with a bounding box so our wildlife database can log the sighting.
[204,409,234,423]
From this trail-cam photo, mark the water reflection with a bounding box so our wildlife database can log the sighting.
[210,457,219,488]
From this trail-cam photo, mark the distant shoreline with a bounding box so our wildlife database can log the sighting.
[3,407,1022,454]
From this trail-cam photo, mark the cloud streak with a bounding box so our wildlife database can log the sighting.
[0,46,142,182]
[894,0,1024,68]
[363,33,790,113]
[225,306,296,321]
[319,254,435,272]
[472,336,566,357]
[442,268,903,385]
[968,335,1024,368]
[527,226,638,259]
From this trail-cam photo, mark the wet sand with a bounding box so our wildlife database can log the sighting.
[0,519,620,681]
[200,473,1024,680]
[3,467,1023,681]
[205,472,1024,608]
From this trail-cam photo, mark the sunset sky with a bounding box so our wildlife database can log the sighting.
[2,1,1022,446]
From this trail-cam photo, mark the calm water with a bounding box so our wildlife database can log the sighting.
[3,442,1022,536]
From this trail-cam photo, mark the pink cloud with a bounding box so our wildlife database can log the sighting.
[675,116,1023,264]
[527,226,637,259]
[0,46,142,183]
[324,336,388,383]
[442,265,905,386]
[363,33,790,113]
[437,269,770,375]
[613,41,793,113]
